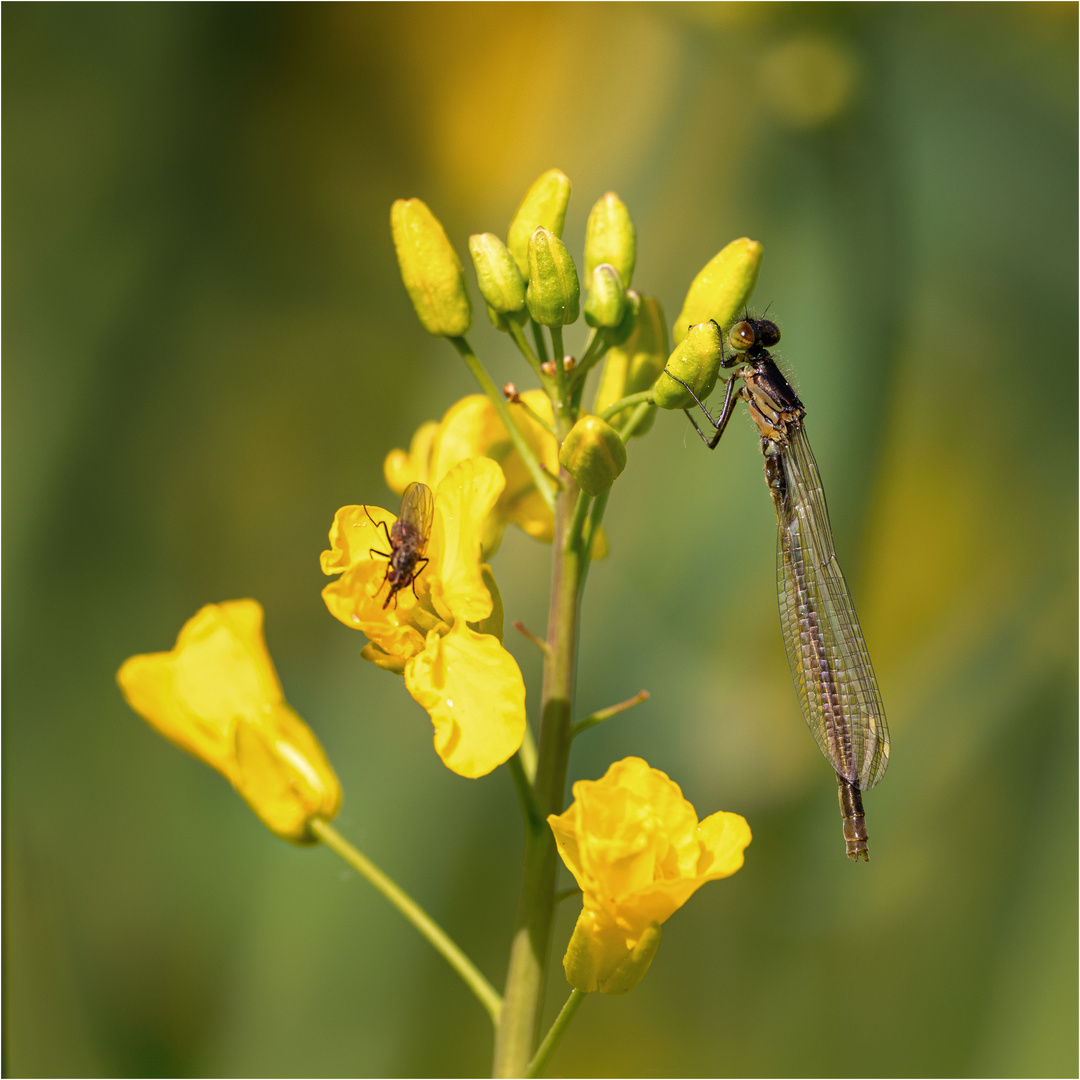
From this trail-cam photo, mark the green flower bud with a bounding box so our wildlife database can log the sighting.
[594,295,668,436]
[584,264,626,329]
[391,198,472,337]
[507,168,572,278]
[672,237,763,344]
[600,289,641,348]
[558,415,627,496]
[584,192,636,287]
[653,320,723,410]
[527,227,580,327]
[469,233,526,314]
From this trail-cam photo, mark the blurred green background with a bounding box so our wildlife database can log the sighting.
[5,3,1076,1076]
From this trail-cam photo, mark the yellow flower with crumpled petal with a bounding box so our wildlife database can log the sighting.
[549,756,751,994]
[383,391,559,555]
[321,456,526,779]
[117,600,342,843]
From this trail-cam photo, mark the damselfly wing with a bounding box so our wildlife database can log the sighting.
[674,316,890,860]
[366,481,434,609]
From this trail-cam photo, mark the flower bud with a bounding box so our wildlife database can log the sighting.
[564,918,662,995]
[594,295,668,436]
[469,233,526,315]
[391,199,472,338]
[600,289,641,348]
[584,192,636,287]
[653,320,723,410]
[583,264,626,329]
[507,168,572,278]
[672,237,763,344]
[527,227,580,327]
[558,415,626,496]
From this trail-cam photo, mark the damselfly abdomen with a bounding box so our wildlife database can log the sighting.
[365,481,434,609]
[674,316,890,860]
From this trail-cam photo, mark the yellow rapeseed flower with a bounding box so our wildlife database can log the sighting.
[321,456,526,779]
[549,756,751,994]
[117,600,342,842]
[383,391,559,555]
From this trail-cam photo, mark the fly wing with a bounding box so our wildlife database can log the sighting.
[773,424,890,791]
[398,482,435,546]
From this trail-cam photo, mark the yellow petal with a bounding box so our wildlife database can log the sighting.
[427,457,505,624]
[384,420,440,494]
[118,601,342,842]
[320,504,396,576]
[117,600,282,779]
[403,622,525,778]
[233,705,342,842]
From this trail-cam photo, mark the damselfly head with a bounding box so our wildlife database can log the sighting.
[727,317,780,354]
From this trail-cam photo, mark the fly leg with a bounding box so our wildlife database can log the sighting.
[363,504,393,559]
[410,557,430,601]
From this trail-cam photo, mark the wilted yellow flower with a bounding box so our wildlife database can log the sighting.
[549,756,751,994]
[321,456,526,779]
[383,391,559,554]
[117,600,342,842]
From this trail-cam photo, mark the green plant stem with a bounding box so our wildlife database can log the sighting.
[531,320,550,366]
[508,751,542,828]
[309,817,502,1024]
[571,689,650,739]
[618,399,655,440]
[525,989,587,1078]
[581,489,609,587]
[450,336,556,511]
[599,389,655,423]
[508,319,547,385]
[493,445,584,1077]
[549,326,567,413]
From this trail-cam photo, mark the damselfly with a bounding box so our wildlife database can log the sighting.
[365,481,434,609]
[673,316,890,860]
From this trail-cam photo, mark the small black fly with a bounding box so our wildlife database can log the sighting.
[365,481,434,609]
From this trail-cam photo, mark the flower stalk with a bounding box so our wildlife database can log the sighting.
[309,817,503,1024]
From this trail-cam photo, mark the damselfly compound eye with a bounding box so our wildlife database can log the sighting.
[728,320,756,352]
[756,319,781,347]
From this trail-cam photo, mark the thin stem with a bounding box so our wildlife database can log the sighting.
[571,331,608,389]
[309,817,502,1024]
[525,989,587,1079]
[549,326,567,408]
[508,752,543,828]
[514,620,553,659]
[450,336,556,511]
[531,320,550,366]
[508,319,547,385]
[555,886,582,905]
[571,689,650,739]
[510,395,557,439]
[599,389,655,423]
[581,489,609,588]
[617,399,655,441]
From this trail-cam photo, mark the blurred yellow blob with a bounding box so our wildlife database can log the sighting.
[117,600,342,843]
[758,34,858,129]
[321,457,526,778]
[549,757,751,994]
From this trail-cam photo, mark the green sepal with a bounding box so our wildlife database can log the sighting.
[672,237,763,344]
[390,198,472,338]
[584,264,626,329]
[527,227,580,327]
[594,295,668,436]
[584,192,636,287]
[507,168,572,278]
[558,415,626,496]
[469,233,526,314]
[653,320,723,409]
[598,923,661,995]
